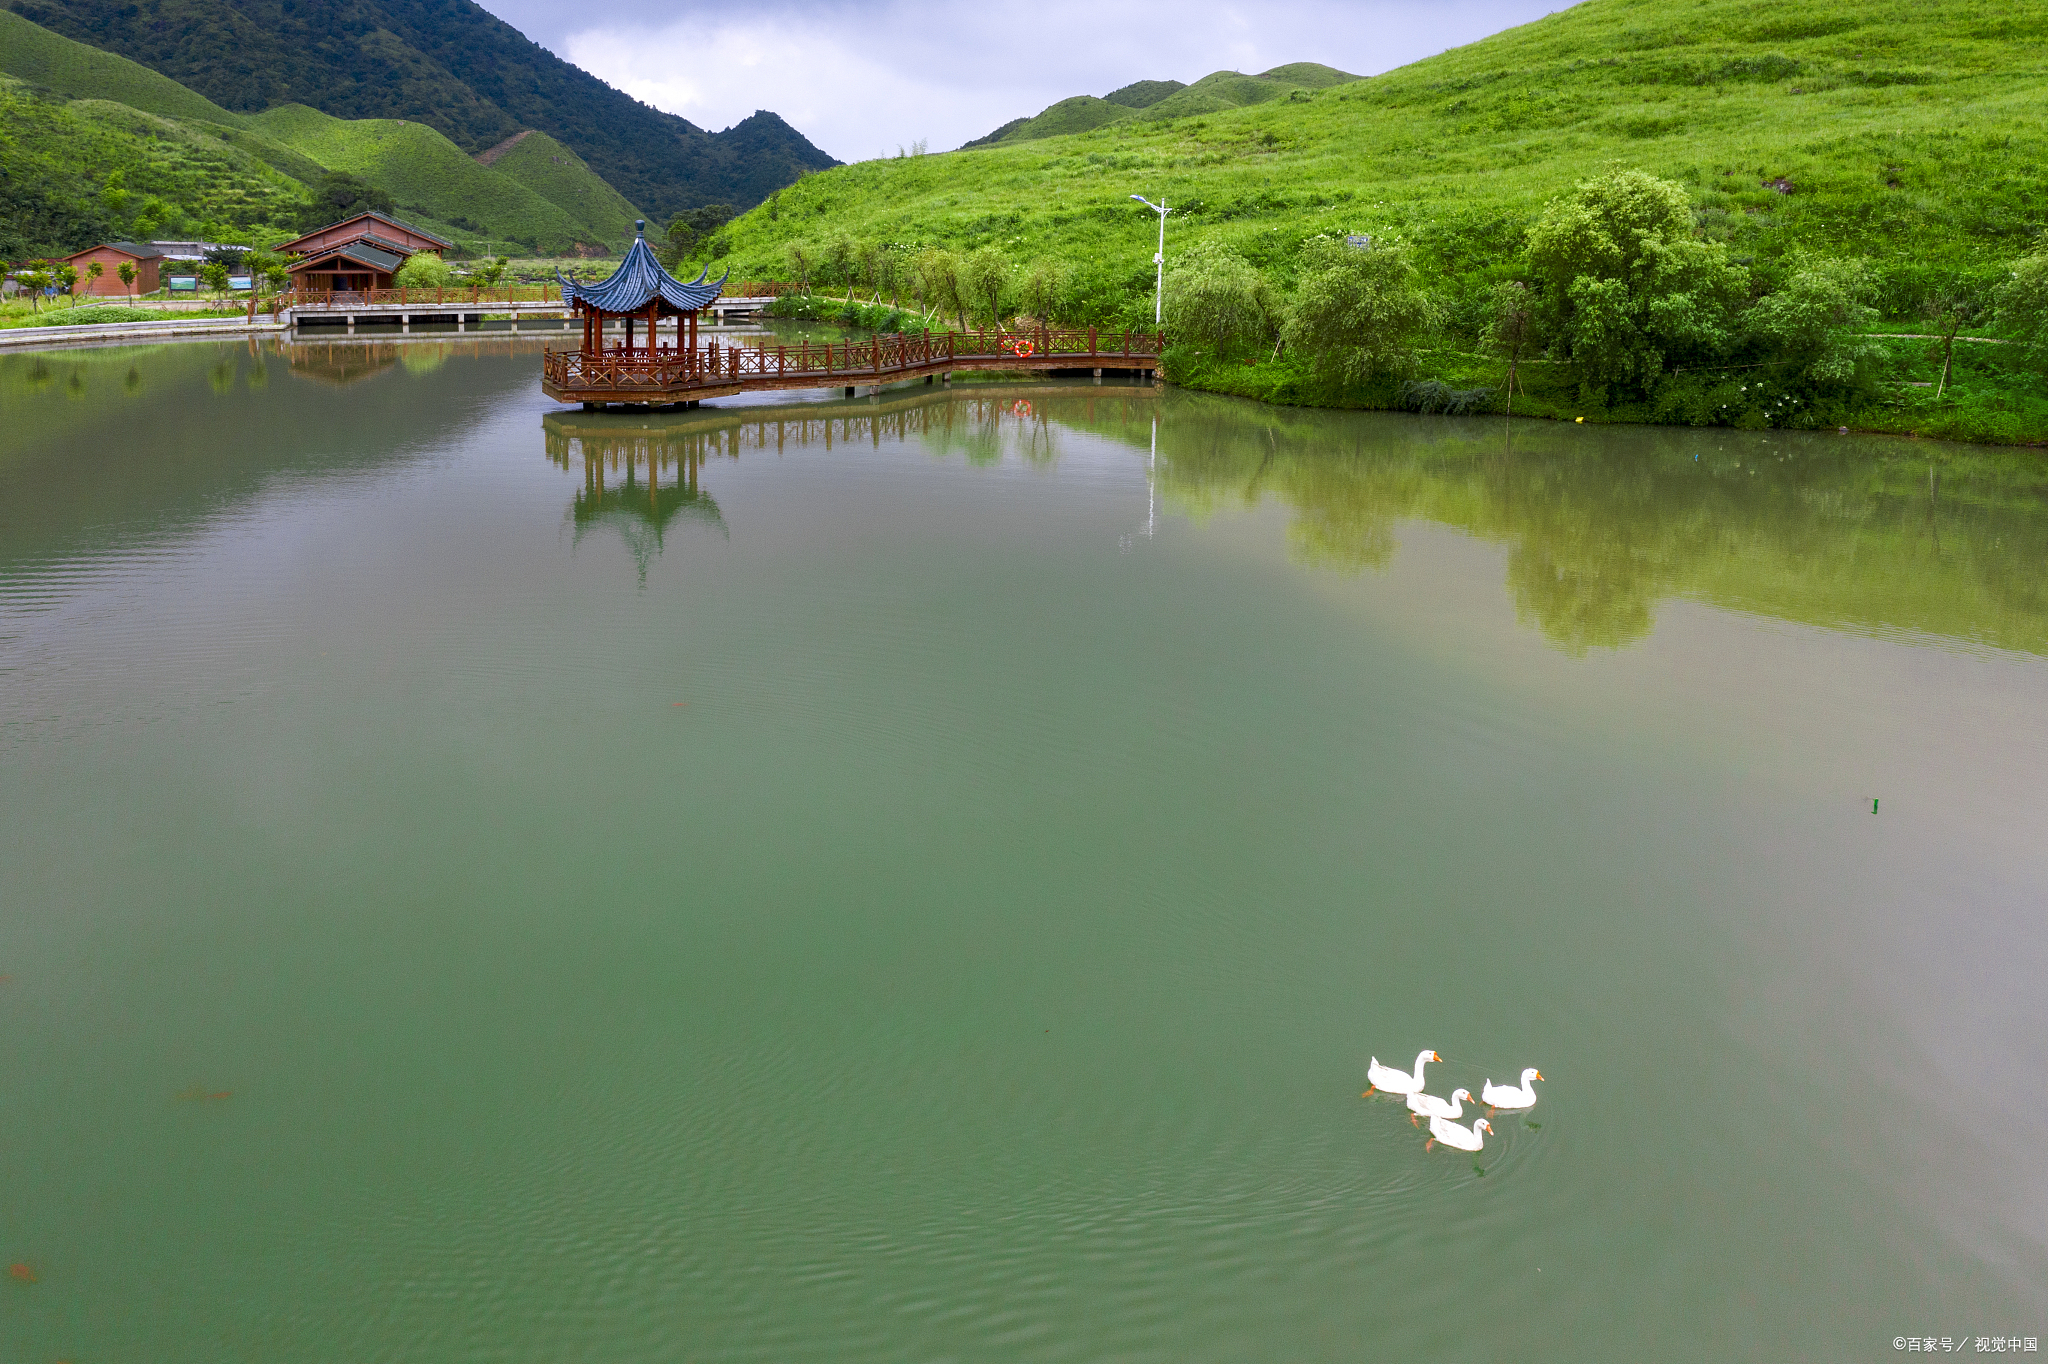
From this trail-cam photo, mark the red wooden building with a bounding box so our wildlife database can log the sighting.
[273,212,451,293]
[59,241,221,295]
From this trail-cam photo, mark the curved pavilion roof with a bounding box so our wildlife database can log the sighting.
[558,222,727,315]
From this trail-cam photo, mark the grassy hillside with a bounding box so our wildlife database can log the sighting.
[965,63,1361,147]
[249,104,601,254]
[0,73,308,255]
[709,0,2048,437]
[729,0,2047,294]
[6,0,838,215]
[0,6,240,124]
[481,129,646,252]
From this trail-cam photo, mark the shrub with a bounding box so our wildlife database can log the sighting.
[1280,236,1433,382]
[1996,247,2048,369]
[1742,257,1876,383]
[1164,240,1282,359]
[961,247,1009,326]
[1527,169,1748,393]
[394,253,453,289]
[1018,259,1073,323]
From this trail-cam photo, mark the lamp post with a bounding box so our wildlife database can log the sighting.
[1130,194,1167,326]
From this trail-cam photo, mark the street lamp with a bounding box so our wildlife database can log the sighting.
[1130,194,1167,326]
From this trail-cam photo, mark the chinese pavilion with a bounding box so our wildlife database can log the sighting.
[557,221,727,358]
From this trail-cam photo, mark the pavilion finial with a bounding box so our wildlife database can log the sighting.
[635,219,646,237]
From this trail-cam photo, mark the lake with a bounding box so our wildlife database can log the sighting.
[3,336,2045,1361]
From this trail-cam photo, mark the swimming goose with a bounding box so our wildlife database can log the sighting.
[1481,1069,1543,1113]
[1426,1114,1493,1153]
[1365,1051,1440,1098]
[1406,1087,1474,1125]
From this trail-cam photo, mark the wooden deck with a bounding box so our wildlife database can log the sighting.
[542,328,1165,406]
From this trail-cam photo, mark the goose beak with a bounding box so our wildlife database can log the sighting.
[1536,1072,1544,1081]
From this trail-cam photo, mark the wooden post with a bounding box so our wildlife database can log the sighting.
[779,346,786,377]
[1089,326,1097,357]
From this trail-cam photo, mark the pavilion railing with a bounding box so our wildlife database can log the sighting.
[542,327,1165,394]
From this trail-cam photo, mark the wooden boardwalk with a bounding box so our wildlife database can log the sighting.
[542,328,1165,407]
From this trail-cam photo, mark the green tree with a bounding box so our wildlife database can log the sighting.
[243,249,290,298]
[1280,236,1433,383]
[53,263,78,307]
[17,265,51,314]
[823,235,857,301]
[116,259,137,304]
[476,256,510,289]
[658,205,735,270]
[1921,285,1980,400]
[961,247,1009,327]
[1996,245,2048,370]
[1743,258,1876,384]
[395,253,453,289]
[1482,280,1534,415]
[83,261,104,297]
[1164,241,1280,358]
[784,241,814,294]
[1526,169,1748,395]
[1019,259,1073,324]
[856,240,885,303]
[874,244,902,307]
[198,260,230,299]
[913,248,965,330]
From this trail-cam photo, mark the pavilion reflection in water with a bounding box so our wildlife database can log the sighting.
[543,416,731,581]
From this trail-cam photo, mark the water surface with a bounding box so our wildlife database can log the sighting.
[3,338,2045,1361]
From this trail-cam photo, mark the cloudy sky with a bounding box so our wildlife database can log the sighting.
[471,0,1568,162]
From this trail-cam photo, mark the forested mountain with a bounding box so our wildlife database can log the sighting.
[2,0,837,216]
[0,7,647,257]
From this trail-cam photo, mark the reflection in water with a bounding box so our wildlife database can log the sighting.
[538,385,2048,658]
[544,420,728,584]
[1121,395,2048,657]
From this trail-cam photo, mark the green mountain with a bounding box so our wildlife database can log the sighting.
[963,64,1362,147]
[477,129,645,251]
[247,104,609,253]
[4,0,837,216]
[0,10,652,256]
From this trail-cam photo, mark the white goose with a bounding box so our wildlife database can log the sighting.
[1426,1113,1493,1153]
[1364,1050,1440,1098]
[1480,1068,1543,1113]
[1406,1087,1474,1126]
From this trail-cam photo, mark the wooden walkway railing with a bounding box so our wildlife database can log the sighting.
[278,281,793,313]
[542,327,1164,402]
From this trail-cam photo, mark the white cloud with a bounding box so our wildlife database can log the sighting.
[546,0,1561,162]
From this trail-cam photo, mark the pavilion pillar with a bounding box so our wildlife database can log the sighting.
[647,302,657,356]
[625,316,635,351]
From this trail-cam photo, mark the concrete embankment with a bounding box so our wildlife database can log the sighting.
[0,314,287,349]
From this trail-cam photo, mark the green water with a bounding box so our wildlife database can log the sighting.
[3,338,2045,1361]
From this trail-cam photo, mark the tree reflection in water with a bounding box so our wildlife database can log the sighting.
[539,386,2048,656]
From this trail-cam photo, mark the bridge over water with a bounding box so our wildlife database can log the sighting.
[541,328,1165,408]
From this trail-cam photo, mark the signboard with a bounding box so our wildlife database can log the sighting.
[229,276,253,291]
[168,276,198,291]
